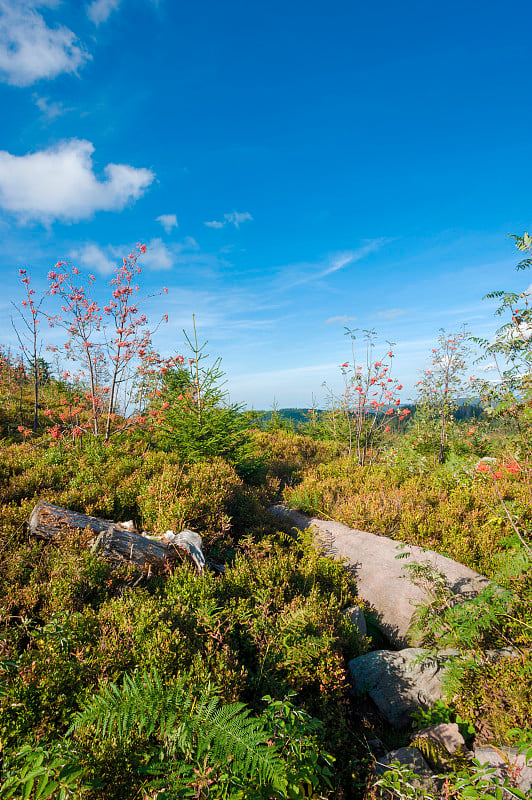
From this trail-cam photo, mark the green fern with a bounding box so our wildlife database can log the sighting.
[71,668,286,790]
[411,736,471,773]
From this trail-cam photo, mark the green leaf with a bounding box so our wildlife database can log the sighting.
[35,772,50,799]
[39,781,60,799]
[21,768,47,782]
[0,781,19,800]
[58,764,85,782]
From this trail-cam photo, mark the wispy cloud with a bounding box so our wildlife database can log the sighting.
[0,1,89,86]
[204,210,253,229]
[377,308,406,319]
[33,94,69,120]
[87,0,122,25]
[325,315,357,325]
[233,362,339,381]
[0,139,155,223]
[279,239,387,291]
[156,213,178,233]
[227,361,341,405]
[320,251,363,278]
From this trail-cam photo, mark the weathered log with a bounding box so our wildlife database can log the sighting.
[28,501,205,573]
[28,501,112,541]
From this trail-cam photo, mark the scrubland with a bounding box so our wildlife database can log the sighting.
[0,239,531,798]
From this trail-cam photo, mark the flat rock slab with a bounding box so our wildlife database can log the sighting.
[269,504,489,647]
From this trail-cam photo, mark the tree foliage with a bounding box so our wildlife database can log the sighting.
[156,317,253,464]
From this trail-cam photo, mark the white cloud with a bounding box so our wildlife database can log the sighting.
[33,94,67,119]
[0,139,155,223]
[0,1,89,86]
[139,238,173,271]
[87,0,122,25]
[72,242,116,275]
[204,210,253,229]
[224,210,253,228]
[70,238,174,275]
[377,308,406,319]
[156,213,178,233]
[325,315,357,325]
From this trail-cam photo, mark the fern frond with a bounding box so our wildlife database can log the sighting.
[191,696,282,786]
[71,669,189,742]
[72,667,286,789]
[411,736,471,773]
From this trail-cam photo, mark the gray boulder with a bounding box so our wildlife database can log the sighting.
[269,504,490,647]
[348,647,451,728]
[349,648,516,729]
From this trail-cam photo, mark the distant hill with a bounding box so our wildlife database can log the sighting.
[253,408,321,426]
[253,401,483,428]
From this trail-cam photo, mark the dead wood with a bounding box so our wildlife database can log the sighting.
[27,501,204,574]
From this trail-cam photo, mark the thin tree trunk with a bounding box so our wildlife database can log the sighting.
[32,330,39,433]
[438,410,446,464]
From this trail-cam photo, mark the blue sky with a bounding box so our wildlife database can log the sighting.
[1,0,531,408]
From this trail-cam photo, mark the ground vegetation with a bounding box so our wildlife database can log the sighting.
[0,237,531,798]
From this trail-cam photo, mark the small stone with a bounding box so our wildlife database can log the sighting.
[377,746,433,777]
[416,722,466,755]
[344,605,367,636]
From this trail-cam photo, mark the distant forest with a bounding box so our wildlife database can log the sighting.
[256,401,482,428]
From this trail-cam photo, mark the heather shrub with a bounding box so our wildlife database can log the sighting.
[249,428,340,489]
[283,457,530,575]
[449,651,532,741]
[137,454,243,542]
[0,526,365,798]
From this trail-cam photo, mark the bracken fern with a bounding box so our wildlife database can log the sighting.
[71,667,286,790]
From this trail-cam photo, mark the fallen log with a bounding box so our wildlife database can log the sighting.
[28,501,205,574]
